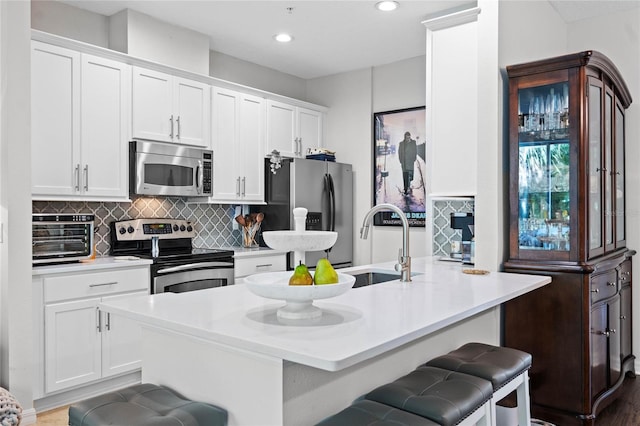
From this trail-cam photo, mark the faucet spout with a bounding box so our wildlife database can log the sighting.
[360,203,411,282]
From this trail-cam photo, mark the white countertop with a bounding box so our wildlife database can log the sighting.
[100,257,550,372]
[32,256,153,275]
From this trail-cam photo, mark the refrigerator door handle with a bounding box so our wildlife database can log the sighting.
[325,173,336,232]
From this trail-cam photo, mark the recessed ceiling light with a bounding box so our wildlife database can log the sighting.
[274,33,293,43]
[376,1,399,12]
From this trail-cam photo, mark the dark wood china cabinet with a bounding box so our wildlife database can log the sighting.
[504,51,635,426]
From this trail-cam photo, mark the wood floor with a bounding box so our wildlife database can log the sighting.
[33,378,640,425]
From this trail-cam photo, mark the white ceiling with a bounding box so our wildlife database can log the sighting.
[58,0,640,80]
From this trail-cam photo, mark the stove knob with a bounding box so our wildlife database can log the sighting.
[118,227,126,235]
[127,226,135,234]
[173,224,179,232]
[180,225,186,232]
[187,225,193,232]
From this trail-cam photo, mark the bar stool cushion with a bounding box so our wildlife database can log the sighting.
[364,366,493,426]
[424,342,532,391]
[316,400,440,426]
[68,383,228,426]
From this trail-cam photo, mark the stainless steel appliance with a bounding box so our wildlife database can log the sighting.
[254,158,353,269]
[110,218,234,293]
[32,214,95,264]
[130,140,213,197]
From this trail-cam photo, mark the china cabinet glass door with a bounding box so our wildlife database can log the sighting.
[517,82,570,254]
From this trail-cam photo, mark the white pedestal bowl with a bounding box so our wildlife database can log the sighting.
[244,271,356,320]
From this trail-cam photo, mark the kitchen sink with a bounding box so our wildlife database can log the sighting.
[347,270,420,288]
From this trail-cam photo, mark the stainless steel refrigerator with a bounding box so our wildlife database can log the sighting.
[254,158,353,270]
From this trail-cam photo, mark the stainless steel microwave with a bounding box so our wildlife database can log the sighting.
[130,141,213,197]
[33,214,95,264]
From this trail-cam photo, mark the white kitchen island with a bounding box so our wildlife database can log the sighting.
[99,256,550,426]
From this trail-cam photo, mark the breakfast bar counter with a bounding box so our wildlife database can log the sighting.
[99,256,550,425]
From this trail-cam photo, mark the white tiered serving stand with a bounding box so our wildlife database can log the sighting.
[244,208,355,320]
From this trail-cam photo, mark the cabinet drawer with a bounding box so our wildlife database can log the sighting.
[619,259,632,286]
[44,267,149,303]
[235,254,286,278]
[590,270,618,304]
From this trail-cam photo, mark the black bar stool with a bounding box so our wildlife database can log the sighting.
[425,342,532,426]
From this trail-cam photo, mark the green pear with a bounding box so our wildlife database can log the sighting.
[289,262,313,286]
[314,258,339,285]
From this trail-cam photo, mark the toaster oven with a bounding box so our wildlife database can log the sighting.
[32,214,95,264]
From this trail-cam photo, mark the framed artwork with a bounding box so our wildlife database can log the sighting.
[372,106,426,226]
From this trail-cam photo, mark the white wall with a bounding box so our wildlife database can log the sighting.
[567,5,640,373]
[307,56,427,266]
[31,0,109,48]
[0,0,34,415]
[306,68,373,266]
[109,9,210,75]
[209,50,307,100]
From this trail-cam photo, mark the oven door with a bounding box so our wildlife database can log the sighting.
[134,151,205,197]
[152,261,234,294]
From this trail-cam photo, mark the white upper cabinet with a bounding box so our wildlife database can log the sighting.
[266,100,323,158]
[31,41,80,197]
[210,86,265,203]
[31,41,130,200]
[132,67,210,147]
[81,54,130,198]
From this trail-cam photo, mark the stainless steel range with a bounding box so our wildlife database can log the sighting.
[110,218,234,294]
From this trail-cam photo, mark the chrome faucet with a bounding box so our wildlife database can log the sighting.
[360,203,411,282]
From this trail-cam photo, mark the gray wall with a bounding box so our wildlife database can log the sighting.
[306,56,428,266]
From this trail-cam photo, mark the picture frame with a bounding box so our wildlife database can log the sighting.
[372,106,426,227]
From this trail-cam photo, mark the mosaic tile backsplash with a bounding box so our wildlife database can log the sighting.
[33,198,242,256]
[432,198,475,257]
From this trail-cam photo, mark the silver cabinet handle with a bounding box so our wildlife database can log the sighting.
[75,164,80,191]
[236,177,241,196]
[170,115,174,138]
[96,307,101,332]
[256,264,273,268]
[298,138,303,156]
[591,288,599,293]
[242,176,246,196]
[105,312,111,331]
[83,165,89,191]
[89,281,118,288]
[607,281,616,287]
[176,116,181,139]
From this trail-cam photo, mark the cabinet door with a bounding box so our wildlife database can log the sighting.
[297,107,323,155]
[81,55,130,198]
[614,99,626,247]
[620,284,632,362]
[174,77,210,147]
[101,291,146,377]
[211,87,240,201]
[31,41,81,196]
[266,100,297,157]
[44,298,102,393]
[588,77,605,258]
[239,94,265,202]
[591,301,608,400]
[132,67,173,143]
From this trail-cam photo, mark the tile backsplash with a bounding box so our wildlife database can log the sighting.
[432,198,475,257]
[33,197,241,256]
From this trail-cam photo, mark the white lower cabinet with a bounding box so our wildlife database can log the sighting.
[235,252,287,279]
[36,266,149,395]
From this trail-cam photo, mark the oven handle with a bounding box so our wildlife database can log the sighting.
[156,261,234,274]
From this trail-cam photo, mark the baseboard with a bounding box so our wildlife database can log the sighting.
[20,408,37,425]
[34,371,141,413]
